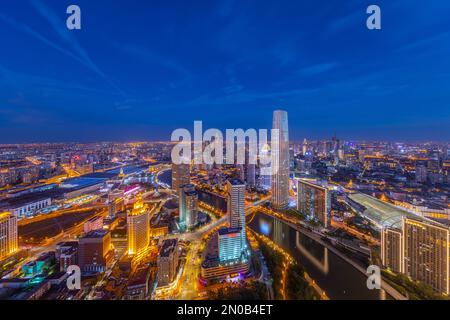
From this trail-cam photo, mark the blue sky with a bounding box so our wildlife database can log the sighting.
[0,0,450,143]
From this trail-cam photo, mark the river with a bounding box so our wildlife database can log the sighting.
[248,212,390,300]
[157,169,172,188]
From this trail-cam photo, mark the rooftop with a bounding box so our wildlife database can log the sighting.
[81,229,109,239]
[127,267,150,287]
[348,193,425,228]
[159,239,177,257]
[0,211,12,219]
[0,191,54,209]
[218,227,241,236]
[59,177,106,189]
[228,179,244,186]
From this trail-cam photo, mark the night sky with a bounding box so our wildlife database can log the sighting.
[1,0,450,143]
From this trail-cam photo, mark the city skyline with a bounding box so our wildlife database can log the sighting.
[0,1,450,304]
[1,1,450,142]
[0,109,449,301]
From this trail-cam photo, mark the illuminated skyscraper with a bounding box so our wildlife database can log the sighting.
[172,163,190,193]
[227,179,246,239]
[179,184,198,231]
[225,179,248,259]
[271,110,289,210]
[0,211,18,261]
[127,194,150,256]
[297,179,330,228]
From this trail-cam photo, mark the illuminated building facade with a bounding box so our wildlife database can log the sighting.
[83,216,103,233]
[150,214,169,237]
[382,217,450,295]
[157,239,179,286]
[403,217,450,295]
[5,197,51,219]
[271,110,290,210]
[227,179,247,251]
[381,227,403,273]
[207,179,250,279]
[0,211,18,261]
[172,163,190,193]
[179,184,198,231]
[127,195,150,256]
[201,258,250,281]
[218,227,243,264]
[297,179,330,228]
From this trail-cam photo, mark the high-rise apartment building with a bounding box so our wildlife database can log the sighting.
[297,179,330,228]
[381,217,450,295]
[271,110,290,210]
[403,217,449,295]
[381,227,403,274]
[227,179,246,248]
[172,163,190,193]
[0,211,18,261]
[179,184,198,231]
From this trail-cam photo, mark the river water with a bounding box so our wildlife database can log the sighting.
[158,169,172,187]
[248,212,390,300]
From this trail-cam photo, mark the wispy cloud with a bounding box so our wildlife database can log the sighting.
[184,86,319,107]
[0,12,86,66]
[398,30,450,52]
[297,62,339,76]
[0,63,120,97]
[29,0,125,95]
[118,43,190,76]
[0,0,125,96]
[327,10,362,33]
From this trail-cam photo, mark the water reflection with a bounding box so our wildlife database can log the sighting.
[250,212,390,300]
[295,231,329,275]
